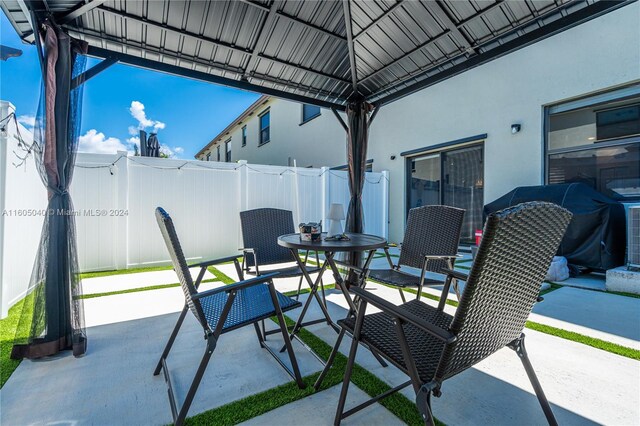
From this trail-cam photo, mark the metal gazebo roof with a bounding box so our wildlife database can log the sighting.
[2,0,631,110]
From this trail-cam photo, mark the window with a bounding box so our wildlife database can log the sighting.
[225,139,231,162]
[241,125,247,147]
[331,160,374,172]
[206,153,211,161]
[217,145,221,161]
[301,104,321,124]
[259,110,270,145]
[546,86,640,200]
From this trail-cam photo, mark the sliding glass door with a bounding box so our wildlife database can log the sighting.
[407,143,484,243]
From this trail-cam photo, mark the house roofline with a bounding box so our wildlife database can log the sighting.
[195,95,271,158]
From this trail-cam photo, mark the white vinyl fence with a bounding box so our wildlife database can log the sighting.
[0,117,389,317]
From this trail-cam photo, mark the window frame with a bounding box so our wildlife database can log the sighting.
[225,138,232,162]
[241,125,247,147]
[206,153,211,161]
[300,104,321,125]
[216,145,221,161]
[258,109,270,146]
[544,85,640,201]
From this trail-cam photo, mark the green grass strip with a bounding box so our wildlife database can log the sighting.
[0,296,31,388]
[187,315,429,426]
[79,265,174,280]
[78,279,219,299]
[526,321,640,360]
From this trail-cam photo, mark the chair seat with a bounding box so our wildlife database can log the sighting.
[339,300,453,383]
[368,268,443,288]
[200,284,301,333]
[246,264,322,278]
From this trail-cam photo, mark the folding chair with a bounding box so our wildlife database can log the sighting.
[368,205,465,302]
[331,202,571,425]
[240,208,325,301]
[153,207,304,426]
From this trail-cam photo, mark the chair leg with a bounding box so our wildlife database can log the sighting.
[173,336,216,426]
[509,334,558,426]
[334,327,360,426]
[398,287,407,303]
[154,305,189,376]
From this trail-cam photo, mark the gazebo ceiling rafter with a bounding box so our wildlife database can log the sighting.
[5,0,631,109]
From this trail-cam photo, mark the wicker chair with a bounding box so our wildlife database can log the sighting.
[240,208,325,301]
[332,202,571,426]
[368,205,465,302]
[153,207,304,426]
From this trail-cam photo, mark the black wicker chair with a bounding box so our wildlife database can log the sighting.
[332,202,571,426]
[368,205,465,302]
[153,207,304,426]
[240,208,325,302]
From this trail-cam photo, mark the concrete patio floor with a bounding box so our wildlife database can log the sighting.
[1,257,639,426]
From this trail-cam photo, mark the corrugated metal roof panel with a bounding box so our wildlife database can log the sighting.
[2,0,629,107]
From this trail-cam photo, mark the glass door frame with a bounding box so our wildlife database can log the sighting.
[404,138,485,243]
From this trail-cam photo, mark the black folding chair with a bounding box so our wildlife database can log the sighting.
[331,202,571,425]
[368,205,465,302]
[240,208,325,300]
[153,207,304,426]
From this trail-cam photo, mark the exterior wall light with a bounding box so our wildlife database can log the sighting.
[511,124,522,134]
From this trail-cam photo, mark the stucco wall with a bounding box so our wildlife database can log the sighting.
[368,2,640,242]
[200,98,347,168]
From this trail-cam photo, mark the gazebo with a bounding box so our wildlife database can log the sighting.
[1,0,628,368]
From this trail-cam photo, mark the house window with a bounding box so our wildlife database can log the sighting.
[546,85,640,201]
[259,110,270,145]
[301,104,321,124]
[206,153,211,161]
[217,145,221,161]
[242,125,247,147]
[225,139,231,162]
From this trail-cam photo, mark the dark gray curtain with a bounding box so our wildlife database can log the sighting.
[12,21,88,359]
[345,101,371,234]
[345,100,372,274]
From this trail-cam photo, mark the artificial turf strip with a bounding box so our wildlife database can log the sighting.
[0,297,28,388]
[78,279,219,299]
[525,321,640,361]
[79,264,174,279]
[186,317,429,426]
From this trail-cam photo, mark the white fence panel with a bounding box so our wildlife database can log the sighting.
[1,139,389,317]
[327,170,389,237]
[0,103,46,317]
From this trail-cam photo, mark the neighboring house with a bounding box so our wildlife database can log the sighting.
[195,95,348,168]
[198,3,639,246]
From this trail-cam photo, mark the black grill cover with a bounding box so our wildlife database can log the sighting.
[483,183,626,271]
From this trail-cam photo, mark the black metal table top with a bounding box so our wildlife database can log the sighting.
[278,233,387,252]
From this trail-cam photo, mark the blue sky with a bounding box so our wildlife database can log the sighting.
[0,10,260,159]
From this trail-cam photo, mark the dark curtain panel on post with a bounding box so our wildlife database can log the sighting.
[12,21,88,359]
[345,100,372,275]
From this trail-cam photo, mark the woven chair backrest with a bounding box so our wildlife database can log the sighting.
[435,202,571,381]
[240,208,296,267]
[399,205,465,272]
[156,207,207,329]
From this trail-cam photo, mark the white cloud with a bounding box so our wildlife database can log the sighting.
[128,126,139,136]
[129,101,165,131]
[17,115,36,128]
[78,129,128,154]
[158,144,185,159]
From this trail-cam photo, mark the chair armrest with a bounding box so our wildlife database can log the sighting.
[440,268,468,281]
[424,255,458,260]
[192,272,280,300]
[189,255,241,269]
[239,248,255,253]
[351,287,456,344]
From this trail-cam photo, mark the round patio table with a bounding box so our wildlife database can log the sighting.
[277,232,387,367]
